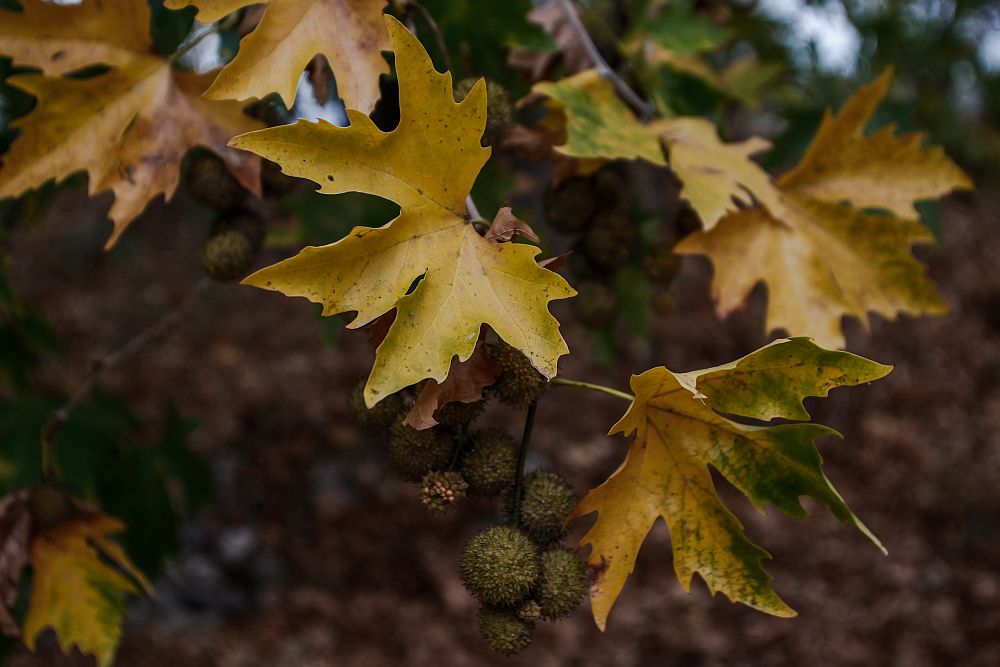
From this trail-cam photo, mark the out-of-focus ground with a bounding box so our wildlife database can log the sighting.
[4,182,999,667]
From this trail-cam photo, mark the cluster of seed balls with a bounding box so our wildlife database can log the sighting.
[184,124,300,283]
[350,341,588,654]
[544,164,685,327]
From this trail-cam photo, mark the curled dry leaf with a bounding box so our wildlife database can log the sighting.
[405,336,502,430]
[0,489,30,637]
[485,205,541,244]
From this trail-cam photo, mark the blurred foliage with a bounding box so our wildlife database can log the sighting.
[0,260,213,579]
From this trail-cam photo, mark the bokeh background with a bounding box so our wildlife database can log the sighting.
[1,0,999,665]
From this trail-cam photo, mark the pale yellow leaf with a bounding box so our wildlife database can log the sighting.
[234,16,574,406]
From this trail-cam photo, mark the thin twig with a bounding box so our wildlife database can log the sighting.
[551,376,634,401]
[40,278,212,479]
[465,195,485,223]
[169,10,241,66]
[406,1,453,74]
[510,400,538,527]
[554,0,656,121]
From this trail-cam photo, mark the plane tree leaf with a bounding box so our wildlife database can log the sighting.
[0,0,262,247]
[233,16,574,406]
[23,512,150,667]
[166,0,391,112]
[533,69,782,229]
[572,338,891,630]
[677,70,972,348]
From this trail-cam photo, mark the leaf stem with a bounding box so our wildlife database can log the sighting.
[510,400,538,527]
[169,11,240,66]
[405,1,453,74]
[551,377,634,401]
[554,0,656,121]
[39,278,211,479]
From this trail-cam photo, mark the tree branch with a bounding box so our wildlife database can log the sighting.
[40,278,212,479]
[554,0,656,121]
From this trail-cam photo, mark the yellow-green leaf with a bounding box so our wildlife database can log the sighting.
[233,16,574,406]
[677,70,971,348]
[167,0,391,112]
[533,70,781,229]
[24,514,151,667]
[572,338,890,629]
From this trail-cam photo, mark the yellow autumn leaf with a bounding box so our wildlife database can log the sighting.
[233,16,574,406]
[24,514,151,667]
[677,70,972,348]
[533,70,781,229]
[167,0,391,112]
[573,338,891,630]
[0,0,262,248]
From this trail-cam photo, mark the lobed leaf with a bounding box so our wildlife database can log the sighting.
[233,16,574,406]
[572,339,890,629]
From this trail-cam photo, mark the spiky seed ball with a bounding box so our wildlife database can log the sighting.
[212,208,266,252]
[387,421,454,482]
[435,399,486,429]
[28,484,73,529]
[593,167,630,211]
[349,382,406,434]
[652,292,677,317]
[458,428,518,497]
[477,606,534,655]
[261,159,299,199]
[420,470,469,514]
[544,178,597,234]
[200,230,255,282]
[454,77,514,146]
[516,599,542,624]
[487,342,547,408]
[185,150,246,212]
[536,548,588,620]
[643,242,682,284]
[583,212,639,271]
[460,526,541,606]
[513,470,579,545]
[572,280,619,329]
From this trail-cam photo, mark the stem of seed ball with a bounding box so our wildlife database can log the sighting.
[551,377,634,401]
[510,400,537,527]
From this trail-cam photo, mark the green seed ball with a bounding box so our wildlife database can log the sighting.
[211,208,266,252]
[516,599,542,624]
[185,150,247,212]
[544,177,597,234]
[458,428,518,497]
[487,342,547,408]
[643,241,682,285]
[435,398,486,429]
[419,470,468,514]
[349,382,406,434]
[387,421,454,482]
[477,606,534,655]
[571,280,620,329]
[200,230,255,282]
[515,470,579,545]
[593,166,630,211]
[536,548,588,620]
[584,212,639,271]
[460,526,541,606]
[454,77,514,146]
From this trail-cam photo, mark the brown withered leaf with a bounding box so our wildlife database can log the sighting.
[404,337,501,430]
[485,205,541,243]
[0,489,30,637]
